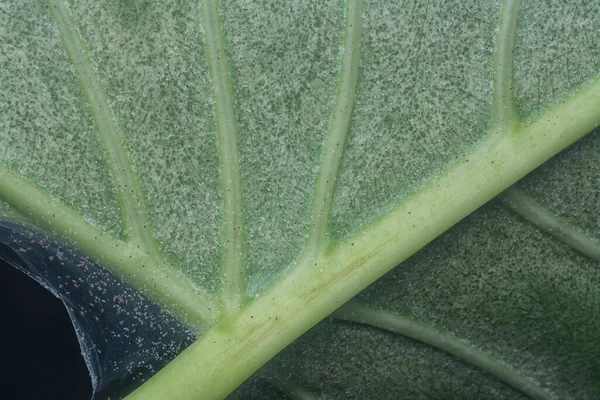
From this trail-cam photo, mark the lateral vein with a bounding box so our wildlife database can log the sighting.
[46,0,156,255]
[264,371,321,400]
[334,302,553,400]
[122,75,600,400]
[493,0,522,131]
[306,0,364,253]
[200,0,245,311]
[500,186,600,262]
[0,165,220,327]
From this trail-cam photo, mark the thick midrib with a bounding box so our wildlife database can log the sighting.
[333,303,553,400]
[499,187,600,261]
[122,0,600,396]
[46,0,157,256]
[491,0,600,264]
[493,0,521,130]
[2,0,598,397]
[200,0,245,311]
[489,2,600,262]
[305,0,364,252]
[124,75,600,400]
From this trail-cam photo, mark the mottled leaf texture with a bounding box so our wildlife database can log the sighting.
[0,0,599,399]
[232,131,600,400]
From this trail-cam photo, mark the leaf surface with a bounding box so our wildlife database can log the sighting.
[232,131,600,399]
[0,0,599,398]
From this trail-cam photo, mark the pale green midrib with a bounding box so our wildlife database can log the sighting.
[3,1,598,397]
[46,0,158,257]
[499,186,600,261]
[333,303,553,400]
[493,0,521,131]
[124,73,600,400]
[305,0,364,253]
[200,0,245,311]
[0,165,219,326]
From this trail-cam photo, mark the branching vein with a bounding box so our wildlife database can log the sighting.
[493,0,522,130]
[0,165,219,327]
[46,0,157,255]
[500,186,600,261]
[0,1,222,327]
[333,302,552,400]
[124,50,600,400]
[306,0,364,253]
[200,0,245,311]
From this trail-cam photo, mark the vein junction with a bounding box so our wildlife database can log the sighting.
[492,1,600,262]
[46,0,157,256]
[0,0,598,398]
[0,0,220,327]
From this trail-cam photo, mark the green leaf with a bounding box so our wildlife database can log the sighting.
[234,131,600,399]
[0,0,599,398]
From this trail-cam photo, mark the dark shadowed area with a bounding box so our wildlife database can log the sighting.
[0,257,92,399]
[0,222,197,400]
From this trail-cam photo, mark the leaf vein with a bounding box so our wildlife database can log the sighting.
[493,0,522,130]
[46,0,157,255]
[306,0,364,253]
[0,165,219,326]
[200,0,245,311]
[333,302,554,400]
[499,186,600,262]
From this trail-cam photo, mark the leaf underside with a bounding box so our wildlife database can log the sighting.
[1,0,599,399]
[231,130,600,400]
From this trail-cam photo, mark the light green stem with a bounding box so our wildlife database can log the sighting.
[200,0,245,312]
[9,1,599,398]
[500,186,600,261]
[333,302,553,400]
[125,74,600,400]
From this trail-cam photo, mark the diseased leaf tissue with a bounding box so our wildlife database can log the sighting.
[1,0,599,399]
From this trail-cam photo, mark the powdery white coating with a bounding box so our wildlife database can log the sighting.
[514,0,600,118]
[0,0,121,236]
[330,0,496,241]
[67,0,222,291]
[0,199,29,226]
[219,0,344,296]
[1,2,599,398]
[520,129,600,241]
[232,133,600,399]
